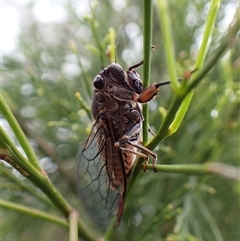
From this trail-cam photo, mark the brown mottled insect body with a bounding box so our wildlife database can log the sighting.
[77,61,170,229]
[91,63,143,188]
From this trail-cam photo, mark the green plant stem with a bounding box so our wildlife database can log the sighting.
[130,12,239,187]
[168,92,193,135]
[108,27,116,63]
[1,162,52,206]
[195,0,222,68]
[89,3,105,65]
[156,0,179,92]
[147,94,183,150]
[142,0,153,145]
[0,127,97,241]
[69,211,79,241]
[0,95,40,169]
[70,41,92,98]
[7,108,76,190]
[0,127,72,214]
[147,9,240,150]
[169,0,221,134]
[144,163,240,180]
[186,7,240,93]
[1,199,68,228]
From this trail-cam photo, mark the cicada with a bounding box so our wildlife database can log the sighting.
[77,61,170,229]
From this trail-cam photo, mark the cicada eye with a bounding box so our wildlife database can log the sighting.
[93,75,104,89]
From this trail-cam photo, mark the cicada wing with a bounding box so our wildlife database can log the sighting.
[77,120,122,229]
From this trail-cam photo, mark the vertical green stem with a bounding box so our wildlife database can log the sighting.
[142,0,153,145]
[108,27,116,63]
[163,0,221,135]
[195,0,222,69]
[70,41,92,98]
[88,2,105,65]
[156,0,179,93]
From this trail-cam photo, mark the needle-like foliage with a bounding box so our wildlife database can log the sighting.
[1,1,239,241]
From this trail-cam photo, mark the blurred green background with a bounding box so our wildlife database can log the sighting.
[1,0,239,241]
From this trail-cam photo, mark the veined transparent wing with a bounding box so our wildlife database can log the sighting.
[77,117,126,229]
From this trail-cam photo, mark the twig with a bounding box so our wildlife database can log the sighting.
[1,199,68,228]
[144,162,240,181]
[142,0,153,145]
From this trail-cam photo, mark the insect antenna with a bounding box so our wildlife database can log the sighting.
[154,80,171,88]
[128,60,144,71]
[98,62,105,71]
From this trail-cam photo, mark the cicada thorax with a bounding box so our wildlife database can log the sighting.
[94,93,142,190]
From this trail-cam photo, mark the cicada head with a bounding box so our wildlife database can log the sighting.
[91,63,136,119]
[93,63,133,92]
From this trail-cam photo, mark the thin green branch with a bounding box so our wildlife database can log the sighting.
[7,108,76,190]
[1,199,68,228]
[108,27,116,63]
[1,162,52,206]
[186,7,240,93]
[195,0,222,69]
[0,127,97,241]
[0,95,40,169]
[142,0,153,145]
[168,0,221,135]
[128,0,154,193]
[0,127,73,215]
[146,94,182,150]
[89,2,105,65]
[144,162,240,180]
[70,40,92,98]
[168,92,193,135]
[156,0,179,92]
[147,9,240,150]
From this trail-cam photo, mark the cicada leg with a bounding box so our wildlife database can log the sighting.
[137,80,171,103]
[137,68,197,103]
[148,125,156,137]
[114,127,158,172]
[121,141,157,172]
